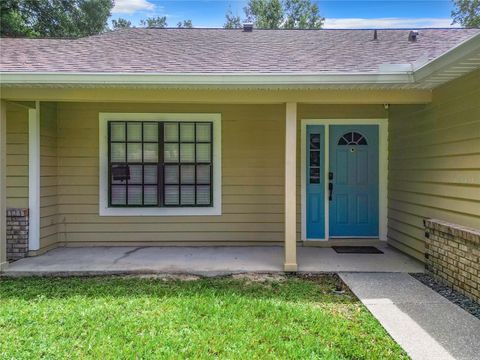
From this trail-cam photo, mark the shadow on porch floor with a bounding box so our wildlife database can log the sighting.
[3,244,423,276]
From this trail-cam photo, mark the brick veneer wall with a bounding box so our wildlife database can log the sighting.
[6,208,29,261]
[424,219,480,303]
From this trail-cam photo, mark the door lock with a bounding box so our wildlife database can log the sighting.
[328,172,333,201]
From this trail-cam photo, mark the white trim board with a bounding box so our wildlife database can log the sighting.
[301,118,388,241]
[99,113,222,216]
[28,102,40,250]
[0,72,413,86]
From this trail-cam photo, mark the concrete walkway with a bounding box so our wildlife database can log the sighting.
[340,273,480,360]
[3,245,423,275]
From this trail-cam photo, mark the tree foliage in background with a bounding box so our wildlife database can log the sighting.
[0,0,113,38]
[224,0,324,29]
[451,0,480,27]
[177,20,193,28]
[283,0,323,29]
[140,16,168,28]
[111,17,132,29]
[245,0,284,29]
[224,9,242,29]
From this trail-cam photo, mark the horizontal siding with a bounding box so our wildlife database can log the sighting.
[388,68,480,261]
[55,102,384,245]
[56,102,286,245]
[6,103,28,208]
[40,103,58,248]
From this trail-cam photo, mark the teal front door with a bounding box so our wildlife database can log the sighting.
[329,125,379,237]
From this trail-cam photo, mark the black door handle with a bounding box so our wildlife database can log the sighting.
[328,182,333,201]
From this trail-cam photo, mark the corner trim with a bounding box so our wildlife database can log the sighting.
[284,263,298,272]
[28,102,40,251]
[0,261,8,271]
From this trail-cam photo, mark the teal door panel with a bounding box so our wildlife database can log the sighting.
[306,125,325,239]
[329,125,379,237]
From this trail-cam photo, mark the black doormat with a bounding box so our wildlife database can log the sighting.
[332,246,384,254]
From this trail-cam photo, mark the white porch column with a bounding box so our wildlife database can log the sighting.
[0,100,8,270]
[284,102,297,272]
[28,101,40,251]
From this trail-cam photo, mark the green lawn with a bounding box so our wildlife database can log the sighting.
[0,274,407,359]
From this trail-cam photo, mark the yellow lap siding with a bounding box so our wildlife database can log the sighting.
[6,103,28,208]
[54,102,384,246]
[40,103,58,249]
[56,103,286,245]
[388,68,480,261]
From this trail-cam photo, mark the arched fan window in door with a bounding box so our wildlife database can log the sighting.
[338,131,368,145]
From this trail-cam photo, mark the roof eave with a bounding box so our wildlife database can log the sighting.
[1,32,479,89]
[0,72,415,87]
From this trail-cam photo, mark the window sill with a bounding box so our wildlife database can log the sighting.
[99,206,221,217]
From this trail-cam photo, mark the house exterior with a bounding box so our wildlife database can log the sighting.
[0,27,479,274]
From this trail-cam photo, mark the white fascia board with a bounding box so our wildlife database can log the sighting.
[413,32,480,82]
[0,72,414,86]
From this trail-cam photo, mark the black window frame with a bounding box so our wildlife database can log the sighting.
[108,121,213,208]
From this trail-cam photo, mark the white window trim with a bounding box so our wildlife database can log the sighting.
[99,112,222,216]
[300,118,388,241]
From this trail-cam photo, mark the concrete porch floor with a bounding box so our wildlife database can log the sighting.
[3,244,423,276]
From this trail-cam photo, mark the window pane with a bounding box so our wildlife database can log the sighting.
[164,143,179,163]
[310,168,320,178]
[164,165,179,184]
[180,123,195,142]
[129,165,142,184]
[127,143,142,162]
[180,143,195,163]
[196,123,211,142]
[144,186,158,205]
[310,134,320,150]
[111,165,129,184]
[109,120,215,208]
[128,186,142,205]
[181,165,195,184]
[144,165,157,184]
[353,132,362,143]
[111,185,126,205]
[310,151,320,166]
[164,185,179,205]
[358,137,367,145]
[111,143,126,162]
[164,123,178,142]
[196,165,210,184]
[143,143,158,163]
[196,144,211,162]
[110,122,125,141]
[181,185,195,205]
[127,123,142,141]
[143,123,158,142]
[196,185,211,205]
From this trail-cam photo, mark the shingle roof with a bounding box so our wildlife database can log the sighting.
[1,28,479,74]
